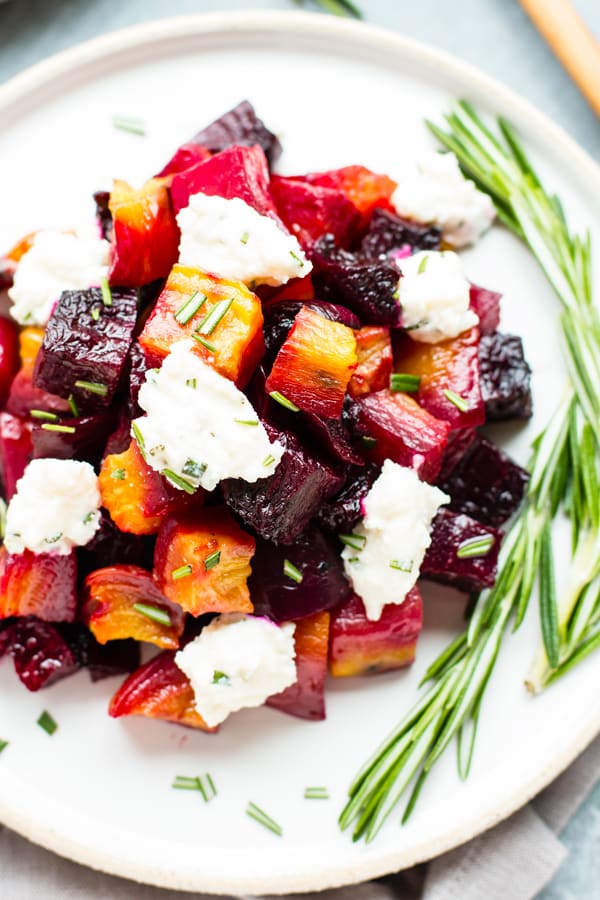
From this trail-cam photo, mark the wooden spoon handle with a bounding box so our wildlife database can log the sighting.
[519,0,600,116]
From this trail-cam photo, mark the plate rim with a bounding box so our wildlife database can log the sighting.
[1,9,599,894]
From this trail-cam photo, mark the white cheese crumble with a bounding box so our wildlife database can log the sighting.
[177,193,312,286]
[5,458,101,556]
[133,339,284,492]
[8,230,111,326]
[342,460,449,621]
[175,614,297,727]
[391,151,496,248]
[398,249,479,343]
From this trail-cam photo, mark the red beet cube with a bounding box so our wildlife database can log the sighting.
[0,316,20,405]
[8,618,79,691]
[170,145,280,220]
[267,611,330,721]
[0,413,32,499]
[329,588,423,676]
[422,509,502,593]
[354,389,450,482]
[0,547,78,622]
[299,165,397,228]
[270,176,360,249]
[33,287,138,413]
[469,283,501,335]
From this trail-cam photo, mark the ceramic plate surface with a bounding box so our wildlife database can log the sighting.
[1,10,600,895]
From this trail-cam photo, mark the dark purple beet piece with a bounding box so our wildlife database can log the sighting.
[0,619,15,657]
[479,332,533,421]
[250,526,352,622]
[317,463,379,532]
[93,190,113,242]
[263,300,360,365]
[31,408,117,465]
[222,422,344,544]
[9,618,79,691]
[189,100,282,168]
[438,434,529,527]
[421,509,502,593]
[61,623,140,683]
[33,287,138,414]
[77,512,150,579]
[469,284,501,335]
[103,410,132,457]
[310,235,400,326]
[360,208,441,258]
[126,341,149,414]
[438,427,477,482]
[303,412,364,467]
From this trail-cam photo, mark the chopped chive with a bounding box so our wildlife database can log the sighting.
[181,459,206,480]
[83,511,96,524]
[269,391,300,412]
[246,802,283,836]
[133,602,171,626]
[30,409,59,422]
[161,468,196,494]
[361,435,377,448]
[74,379,108,397]
[234,418,259,426]
[289,249,305,268]
[405,317,430,331]
[91,306,101,322]
[100,276,112,307]
[67,394,79,418]
[390,559,413,572]
[456,535,495,559]
[443,389,470,413]
[339,533,367,552]
[390,373,421,393]
[417,255,429,274]
[193,334,218,353]
[172,564,192,581]
[263,454,276,467]
[111,468,126,481]
[172,774,217,803]
[283,559,303,583]
[304,786,329,800]
[37,710,57,735]
[240,231,250,244]
[212,670,231,685]
[131,421,145,452]
[196,298,233,335]
[204,550,221,571]
[185,378,197,389]
[41,423,76,434]
[44,533,63,545]
[112,113,146,136]
[346,556,360,564]
[0,739,8,754]
[174,291,205,325]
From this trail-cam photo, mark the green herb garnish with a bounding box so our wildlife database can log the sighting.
[67,394,79,418]
[443,389,469,412]
[100,277,112,307]
[161,468,196,494]
[111,468,126,481]
[304,786,329,800]
[74,380,108,397]
[389,559,413,573]
[269,391,300,412]
[41,423,76,434]
[91,306,101,322]
[196,298,233,335]
[172,774,217,803]
[30,410,59,422]
[174,291,205,325]
[172,564,192,581]
[246,802,283,836]
[181,459,206,481]
[339,533,367,552]
[37,711,57,735]
[283,559,303,584]
[0,739,8,754]
[390,374,421,393]
[417,255,429,274]
[112,114,146,136]
[212,670,231,685]
[204,550,221,571]
[240,231,250,244]
[133,603,171,626]
[456,535,495,559]
[234,418,259,426]
[193,334,218,353]
[262,454,276,467]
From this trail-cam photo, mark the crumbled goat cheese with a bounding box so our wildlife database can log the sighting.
[342,460,449,621]
[177,193,311,286]
[5,458,101,556]
[8,230,110,326]
[391,152,496,248]
[133,340,284,492]
[175,614,297,727]
[397,249,479,343]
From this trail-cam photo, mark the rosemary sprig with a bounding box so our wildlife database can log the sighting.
[340,101,598,840]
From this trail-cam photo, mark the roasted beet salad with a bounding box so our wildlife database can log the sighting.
[0,100,532,731]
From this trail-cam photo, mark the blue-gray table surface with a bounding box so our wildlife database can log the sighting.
[0,1,599,898]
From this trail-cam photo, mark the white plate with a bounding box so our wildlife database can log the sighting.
[1,10,600,895]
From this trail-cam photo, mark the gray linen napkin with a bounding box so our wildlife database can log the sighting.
[1,735,598,900]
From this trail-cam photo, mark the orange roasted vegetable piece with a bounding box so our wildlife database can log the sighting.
[329,588,423,677]
[109,650,216,732]
[138,264,264,386]
[81,564,186,650]
[108,177,180,287]
[265,306,357,419]
[0,545,77,622]
[154,507,255,616]
[99,439,200,536]
[302,165,397,228]
[348,326,393,398]
[267,611,330,721]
